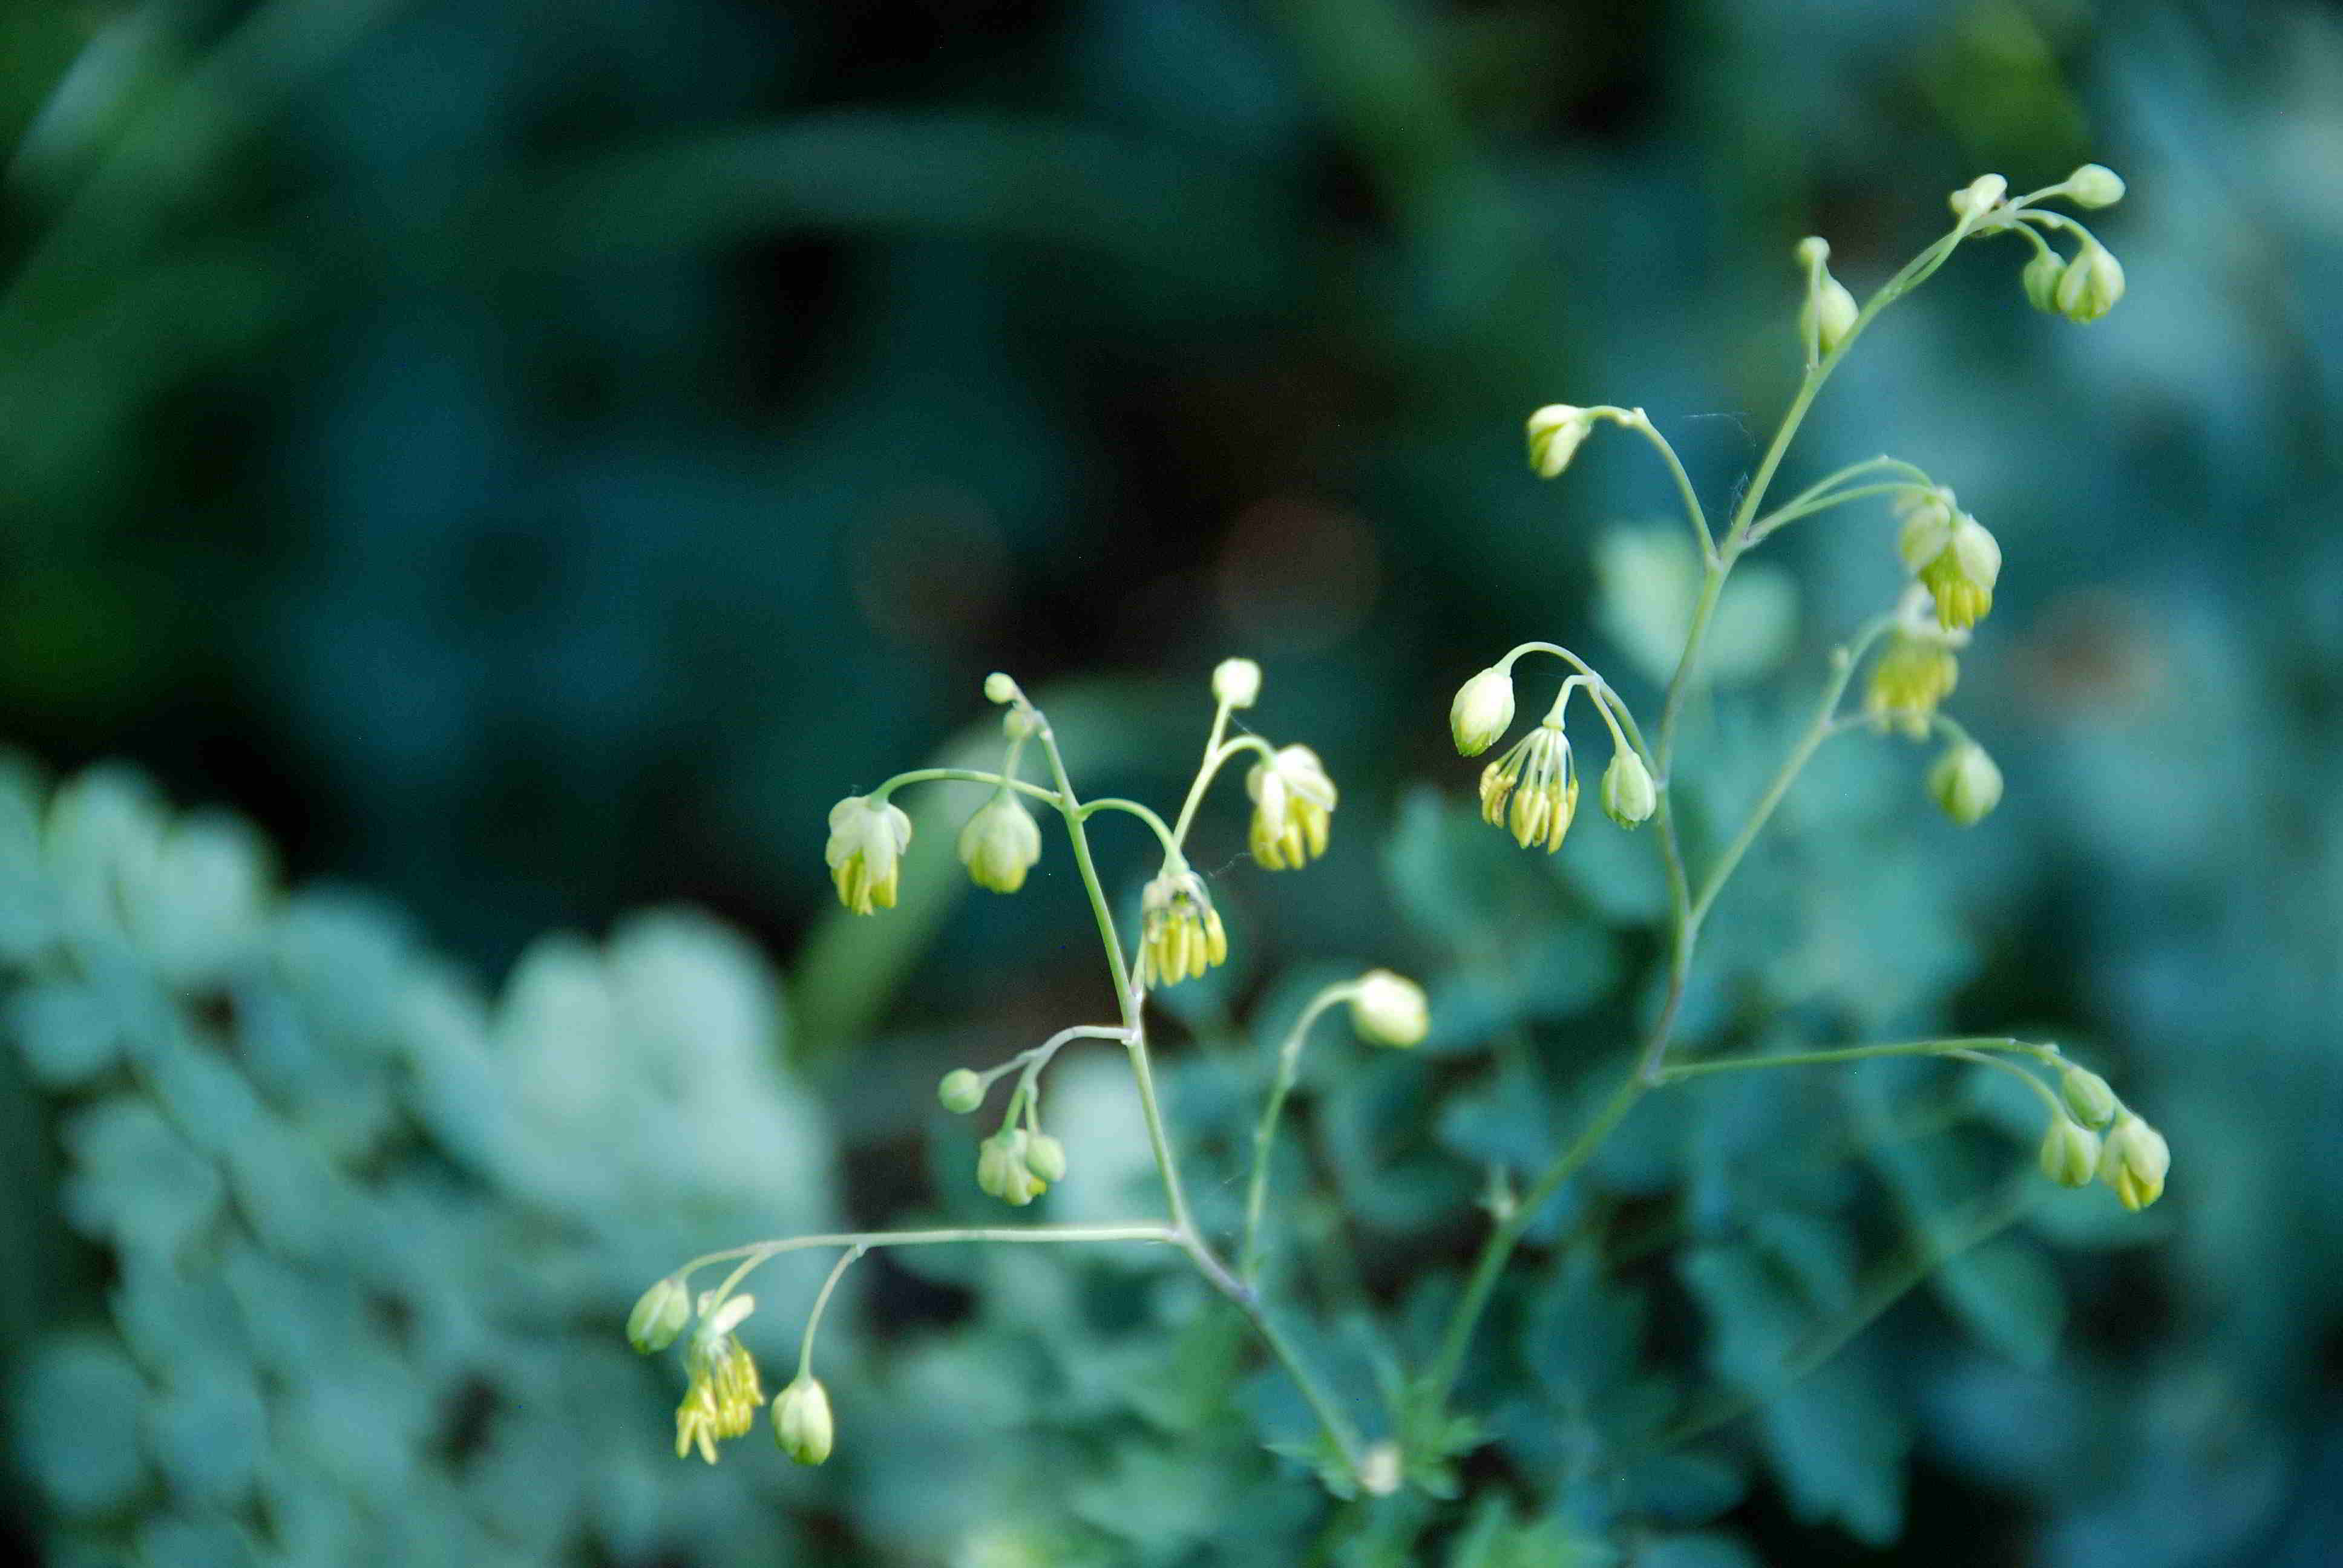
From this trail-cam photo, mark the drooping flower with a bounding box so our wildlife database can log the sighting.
[1247,745,1337,870]
[1138,866,1227,988]
[825,795,913,915]
[1479,723,1578,854]
[957,791,1042,893]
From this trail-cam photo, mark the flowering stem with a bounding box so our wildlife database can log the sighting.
[678,1225,1184,1284]
[1615,407,1716,563]
[1685,613,1895,930]
[1655,1036,2059,1083]
[1240,984,1361,1285]
[795,1244,865,1380]
[1032,717,1133,1004]
[1172,696,1237,846]
[1746,480,1934,544]
[1076,797,1183,858]
[1944,1048,2066,1117]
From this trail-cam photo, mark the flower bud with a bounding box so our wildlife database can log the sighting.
[1525,404,1595,479]
[957,792,1043,894]
[978,1131,1046,1205]
[773,1377,834,1466]
[1927,741,2003,827]
[2059,1065,2117,1129]
[1450,667,1517,756]
[2064,163,2125,208]
[2039,1116,2102,1189]
[628,1276,691,1353]
[937,1068,985,1114]
[825,795,914,915]
[1349,969,1429,1048]
[1949,174,2008,221]
[2097,1112,2169,1210]
[1211,658,1262,708]
[983,672,1017,704]
[1599,750,1656,829]
[2022,248,2063,313]
[2054,241,2125,324]
[1801,270,1860,357]
[1024,1132,1067,1183]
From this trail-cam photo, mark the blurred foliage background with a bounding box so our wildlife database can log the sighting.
[3,0,2339,1563]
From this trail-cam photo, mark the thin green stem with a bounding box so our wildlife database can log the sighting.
[1656,1036,2057,1085]
[1945,1048,2064,1117]
[1077,797,1182,858]
[1032,717,1132,1002]
[1241,985,1360,1284]
[1123,1020,1196,1235]
[677,1224,1182,1282]
[795,1244,865,1380]
[1617,407,1715,563]
[1172,697,1237,846]
[1686,613,1894,930]
[1502,643,1651,765]
[1421,1068,1648,1410]
[1746,480,1933,544]
[872,767,1061,807]
[1182,1233,1365,1476]
[975,1024,1131,1089]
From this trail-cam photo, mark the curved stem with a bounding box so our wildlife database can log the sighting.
[1746,480,1934,545]
[976,1024,1132,1090]
[1618,407,1715,563]
[1944,1048,2065,1117]
[1181,1232,1365,1476]
[1076,797,1183,858]
[1241,985,1361,1284]
[1172,697,1237,846]
[678,1224,1183,1283]
[1686,613,1895,930]
[795,1244,865,1379]
[873,767,1061,807]
[1502,643,1651,765]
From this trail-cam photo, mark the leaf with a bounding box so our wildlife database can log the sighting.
[10,1332,150,1512]
[1521,1243,1645,1405]
[1633,1533,1762,1568]
[1933,1239,2064,1370]
[1755,1357,1909,1546]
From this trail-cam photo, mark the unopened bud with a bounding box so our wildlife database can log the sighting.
[983,672,1017,704]
[1211,658,1262,708]
[1801,269,1860,357]
[1927,742,2004,827]
[1024,1132,1067,1183]
[773,1377,834,1465]
[2097,1112,2169,1211]
[957,792,1043,894]
[2054,241,2125,324]
[1599,750,1656,829]
[627,1276,691,1353]
[1950,174,2008,221]
[1450,667,1517,756]
[937,1068,985,1114]
[2022,249,2063,313]
[2039,1117,2102,1188]
[1349,969,1429,1048]
[1526,404,1595,479]
[2064,163,2125,208]
[2059,1065,2117,1128]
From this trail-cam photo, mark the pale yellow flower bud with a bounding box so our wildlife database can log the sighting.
[1212,657,1262,708]
[1526,404,1595,479]
[2060,1065,2117,1129]
[774,1377,834,1466]
[1349,969,1429,1048]
[2054,241,2125,324]
[1927,741,2004,826]
[2064,163,2125,208]
[1949,173,2008,221]
[2022,248,2063,313]
[2039,1117,2102,1188]
[1802,270,1860,356]
[937,1068,985,1114]
[957,792,1042,893]
[1450,667,1517,756]
[627,1276,690,1353]
[1024,1131,1068,1183]
[1600,750,1656,829]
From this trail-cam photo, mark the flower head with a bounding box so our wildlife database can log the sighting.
[1480,722,1578,853]
[825,795,914,915]
[1247,745,1338,870]
[1138,866,1227,988]
[1867,586,1968,738]
[1349,970,1429,1048]
[1450,667,1517,756]
[1927,740,2004,826]
[1897,489,2001,631]
[773,1376,834,1466]
[674,1295,764,1463]
[957,791,1042,893]
[976,1128,1049,1206]
[2098,1112,2170,1211]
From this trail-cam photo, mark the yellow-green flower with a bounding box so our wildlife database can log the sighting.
[1349,970,1429,1048]
[825,795,913,915]
[1525,404,1594,478]
[674,1295,764,1463]
[1867,587,1968,739]
[1450,667,1517,756]
[1896,489,2001,631]
[1480,724,1578,853]
[957,791,1042,893]
[2055,240,2125,324]
[627,1276,690,1354]
[2098,1112,2170,1211]
[1246,745,1337,870]
[1138,866,1227,988]
[976,1128,1048,1206]
[1927,741,2004,826]
[1599,750,1656,829]
[2039,1117,2102,1188]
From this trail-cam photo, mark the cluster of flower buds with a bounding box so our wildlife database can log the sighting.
[1971,164,2127,325]
[1138,865,1227,988]
[1867,586,1969,737]
[1895,486,2001,632]
[1452,664,1654,853]
[1247,745,1338,870]
[671,1294,765,1465]
[2035,1062,2169,1211]
[825,795,914,915]
[976,1126,1066,1206]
